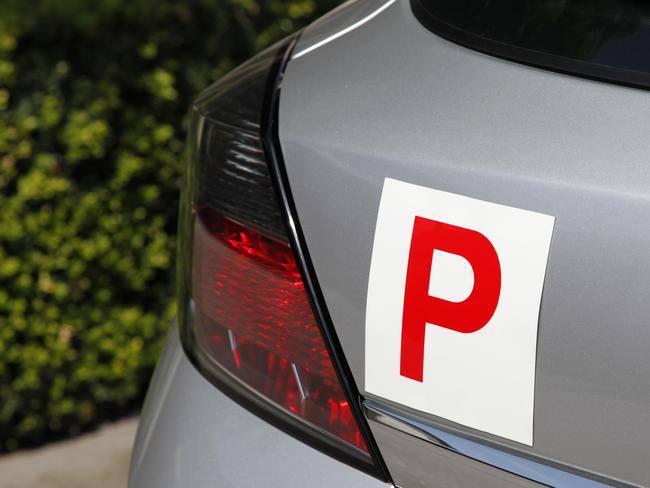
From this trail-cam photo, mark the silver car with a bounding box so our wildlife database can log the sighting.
[128,0,650,486]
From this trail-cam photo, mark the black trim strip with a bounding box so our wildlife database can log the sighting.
[411,0,650,92]
[261,35,392,482]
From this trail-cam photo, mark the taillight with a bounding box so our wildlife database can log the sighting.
[177,37,386,477]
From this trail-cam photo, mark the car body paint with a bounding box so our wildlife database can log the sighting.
[279,0,650,485]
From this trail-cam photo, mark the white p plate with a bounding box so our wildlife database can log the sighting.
[365,178,555,445]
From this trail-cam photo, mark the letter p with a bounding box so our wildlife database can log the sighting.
[400,217,501,382]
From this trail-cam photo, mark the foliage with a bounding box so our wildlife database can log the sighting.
[0,0,340,451]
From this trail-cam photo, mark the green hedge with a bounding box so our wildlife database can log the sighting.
[0,0,339,451]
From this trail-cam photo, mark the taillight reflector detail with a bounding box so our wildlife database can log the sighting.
[192,207,366,450]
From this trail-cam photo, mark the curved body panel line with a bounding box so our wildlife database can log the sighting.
[365,400,635,488]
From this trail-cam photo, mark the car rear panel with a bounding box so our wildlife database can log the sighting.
[279,0,650,486]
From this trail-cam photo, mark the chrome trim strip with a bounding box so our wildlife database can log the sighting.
[364,399,634,488]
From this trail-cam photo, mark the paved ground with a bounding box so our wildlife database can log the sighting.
[0,417,138,488]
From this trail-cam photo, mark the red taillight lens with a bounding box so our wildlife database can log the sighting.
[177,37,384,476]
[193,207,366,450]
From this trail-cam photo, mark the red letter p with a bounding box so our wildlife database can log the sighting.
[400,217,501,382]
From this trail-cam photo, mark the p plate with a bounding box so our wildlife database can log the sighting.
[365,178,555,445]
